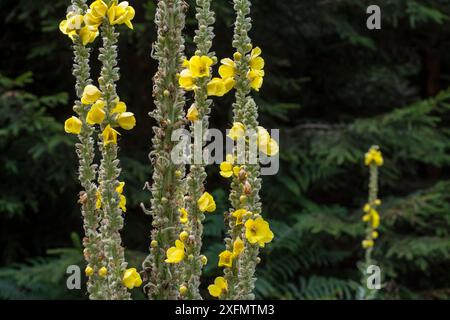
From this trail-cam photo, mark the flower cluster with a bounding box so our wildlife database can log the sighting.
[59,1,135,46]
[219,46,265,91]
[365,146,384,167]
[225,122,279,157]
[361,199,381,248]
[64,84,136,138]
[96,181,127,212]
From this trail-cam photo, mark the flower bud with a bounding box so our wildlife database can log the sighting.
[179,285,188,296]
[233,52,242,61]
[151,240,158,248]
[180,231,189,241]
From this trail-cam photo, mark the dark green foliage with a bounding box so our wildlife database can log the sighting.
[1,0,450,300]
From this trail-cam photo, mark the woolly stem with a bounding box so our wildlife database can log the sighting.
[182,0,216,300]
[70,0,106,300]
[142,0,188,300]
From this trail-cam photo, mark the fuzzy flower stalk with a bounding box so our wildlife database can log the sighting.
[61,0,107,299]
[177,0,217,300]
[208,0,276,300]
[358,145,383,300]
[142,0,188,300]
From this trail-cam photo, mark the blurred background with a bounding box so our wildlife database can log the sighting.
[1,0,450,299]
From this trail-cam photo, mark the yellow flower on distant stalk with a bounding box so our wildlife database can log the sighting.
[247,69,265,91]
[179,208,189,224]
[232,208,249,225]
[79,26,99,46]
[108,1,136,29]
[362,239,374,249]
[165,240,185,263]
[218,58,236,78]
[197,192,216,213]
[118,194,126,212]
[186,104,199,122]
[81,84,102,104]
[365,147,383,166]
[64,116,82,134]
[179,69,196,91]
[189,55,213,78]
[98,267,108,277]
[122,268,142,289]
[86,104,106,125]
[228,122,246,140]
[208,277,228,298]
[218,250,234,268]
[249,47,265,71]
[102,124,120,146]
[85,266,94,277]
[245,216,274,247]
[117,112,136,130]
[233,237,244,256]
[96,191,102,209]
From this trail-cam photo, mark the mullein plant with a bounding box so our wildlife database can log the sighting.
[358,145,383,300]
[178,0,217,300]
[61,0,141,300]
[142,0,189,300]
[207,0,277,300]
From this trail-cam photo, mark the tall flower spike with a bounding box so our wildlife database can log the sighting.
[142,0,188,300]
[96,0,133,300]
[221,0,269,300]
[182,0,216,300]
[66,0,106,300]
[358,145,383,300]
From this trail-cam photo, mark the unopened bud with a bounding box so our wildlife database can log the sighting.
[180,231,189,241]
[179,285,188,296]
[233,52,242,61]
[151,240,158,248]
[163,90,170,97]
[243,181,252,195]
[200,255,208,265]
[239,195,247,204]
[175,170,182,178]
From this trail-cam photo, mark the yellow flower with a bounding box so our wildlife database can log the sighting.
[90,0,108,18]
[247,69,265,91]
[257,126,279,156]
[233,237,244,256]
[189,55,213,78]
[179,285,188,296]
[119,194,126,212]
[179,231,189,242]
[79,26,99,46]
[85,266,94,277]
[179,69,196,91]
[218,250,234,268]
[245,216,274,247]
[84,10,103,28]
[197,192,216,213]
[207,78,226,97]
[59,13,84,41]
[102,125,120,146]
[98,267,107,277]
[218,58,236,79]
[232,208,249,225]
[372,231,379,239]
[365,147,383,166]
[208,277,228,298]
[122,268,142,289]
[179,208,188,224]
[228,122,246,140]
[363,203,371,213]
[108,1,135,29]
[86,104,105,125]
[187,104,199,122]
[116,181,125,194]
[201,255,208,265]
[219,155,238,178]
[374,199,382,206]
[362,239,374,249]
[112,100,127,113]
[249,47,265,71]
[165,240,185,263]
[64,116,82,134]
[96,191,102,209]
[371,209,380,229]
[117,112,136,130]
[81,84,102,104]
